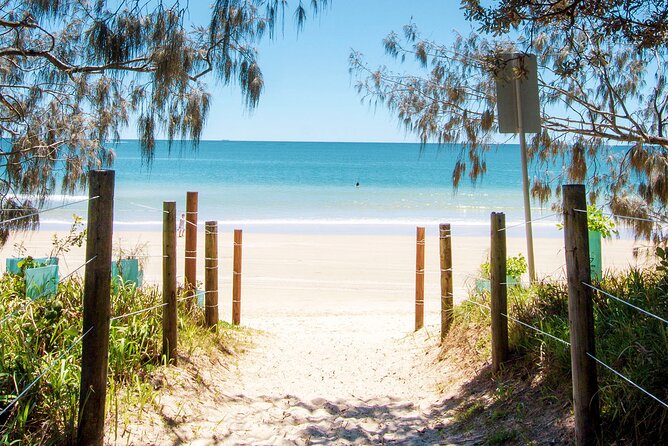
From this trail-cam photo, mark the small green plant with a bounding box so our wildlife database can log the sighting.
[480,253,528,280]
[485,428,517,444]
[50,214,86,258]
[113,239,149,271]
[586,205,618,238]
[16,256,47,276]
[557,205,618,239]
[454,401,485,423]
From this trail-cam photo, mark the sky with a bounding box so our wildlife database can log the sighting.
[122,1,476,143]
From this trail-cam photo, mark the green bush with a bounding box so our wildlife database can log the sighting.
[0,275,210,445]
[508,270,668,444]
[479,253,528,280]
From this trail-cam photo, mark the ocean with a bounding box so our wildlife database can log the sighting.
[41,140,565,236]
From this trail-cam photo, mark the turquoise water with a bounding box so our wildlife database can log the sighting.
[42,140,563,235]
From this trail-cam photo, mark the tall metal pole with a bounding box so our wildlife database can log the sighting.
[515,66,536,283]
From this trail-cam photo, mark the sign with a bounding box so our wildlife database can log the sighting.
[495,53,540,134]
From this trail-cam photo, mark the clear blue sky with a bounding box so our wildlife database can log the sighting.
[122,1,475,143]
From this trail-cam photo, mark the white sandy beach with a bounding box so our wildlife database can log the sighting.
[2,227,643,444]
[2,227,643,323]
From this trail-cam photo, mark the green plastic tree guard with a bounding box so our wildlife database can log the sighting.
[196,289,205,308]
[112,258,143,287]
[25,265,59,299]
[588,230,602,280]
[5,256,58,274]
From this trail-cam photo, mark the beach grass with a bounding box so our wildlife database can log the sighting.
[439,265,668,444]
[0,275,247,445]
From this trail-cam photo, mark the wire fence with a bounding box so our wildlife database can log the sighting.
[2,194,667,438]
[0,197,98,226]
[497,213,559,232]
[110,302,168,321]
[582,282,668,324]
[460,296,572,347]
[573,208,667,226]
[461,285,667,408]
[587,353,668,409]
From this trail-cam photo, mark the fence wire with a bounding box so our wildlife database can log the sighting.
[582,282,668,325]
[110,302,168,321]
[129,202,168,213]
[0,326,93,418]
[460,297,572,347]
[587,353,668,409]
[573,208,666,226]
[0,197,98,226]
[498,213,559,232]
[60,256,97,282]
[177,292,203,303]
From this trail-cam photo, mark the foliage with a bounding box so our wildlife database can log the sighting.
[49,215,86,258]
[480,253,528,280]
[556,205,618,239]
[584,205,618,239]
[0,0,328,244]
[509,270,668,444]
[349,1,668,242]
[0,277,84,445]
[112,238,149,271]
[462,0,668,50]
[0,274,241,444]
[451,265,667,443]
[656,246,668,275]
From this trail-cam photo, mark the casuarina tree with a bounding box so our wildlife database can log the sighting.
[0,0,327,243]
[350,1,667,241]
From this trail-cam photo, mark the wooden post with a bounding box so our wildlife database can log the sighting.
[78,170,114,446]
[184,191,198,310]
[415,226,425,331]
[563,185,601,445]
[205,221,219,327]
[232,229,242,325]
[162,201,177,365]
[440,223,453,340]
[490,212,508,373]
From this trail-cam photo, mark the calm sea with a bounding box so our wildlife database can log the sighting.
[42,140,564,236]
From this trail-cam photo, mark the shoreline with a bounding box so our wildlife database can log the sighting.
[35,219,638,239]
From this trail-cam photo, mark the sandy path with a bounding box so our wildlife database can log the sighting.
[213,316,451,445]
[142,314,466,446]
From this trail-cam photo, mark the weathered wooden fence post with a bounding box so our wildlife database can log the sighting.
[563,185,601,445]
[205,221,219,327]
[440,223,453,340]
[163,201,177,365]
[232,229,242,325]
[184,191,198,309]
[415,226,425,331]
[490,212,508,373]
[78,170,114,446]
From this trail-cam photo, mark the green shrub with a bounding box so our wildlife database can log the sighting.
[479,253,528,280]
[0,274,227,445]
[507,270,667,444]
[556,205,618,239]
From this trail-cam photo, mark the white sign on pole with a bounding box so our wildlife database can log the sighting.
[495,53,540,134]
